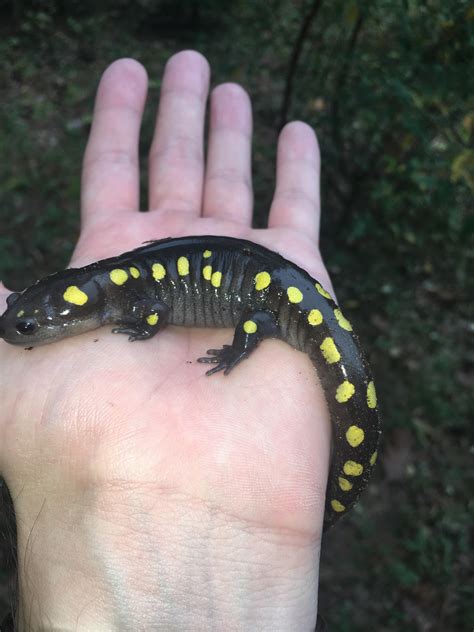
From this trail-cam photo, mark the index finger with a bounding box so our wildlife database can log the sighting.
[81,59,148,229]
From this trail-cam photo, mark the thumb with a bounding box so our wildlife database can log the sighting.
[0,281,10,312]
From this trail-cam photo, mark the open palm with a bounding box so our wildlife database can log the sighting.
[0,54,333,625]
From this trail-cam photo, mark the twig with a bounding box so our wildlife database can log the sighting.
[330,9,365,180]
[279,0,324,129]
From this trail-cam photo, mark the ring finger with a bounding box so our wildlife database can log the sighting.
[202,83,253,224]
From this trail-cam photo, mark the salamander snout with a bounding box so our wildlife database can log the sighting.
[0,301,42,345]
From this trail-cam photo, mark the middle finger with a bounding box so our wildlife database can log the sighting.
[148,51,210,214]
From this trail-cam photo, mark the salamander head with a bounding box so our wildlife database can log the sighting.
[0,273,103,347]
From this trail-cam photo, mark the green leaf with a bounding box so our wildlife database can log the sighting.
[343,1,360,26]
[451,150,474,189]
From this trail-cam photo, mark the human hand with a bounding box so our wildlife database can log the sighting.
[0,51,331,630]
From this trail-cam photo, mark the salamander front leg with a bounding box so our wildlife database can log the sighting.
[198,310,279,376]
[111,300,169,341]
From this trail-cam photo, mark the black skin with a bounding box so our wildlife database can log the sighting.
[0,235,380,533]
[198,310,279,375]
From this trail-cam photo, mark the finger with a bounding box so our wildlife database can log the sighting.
[0,282,10,313]
[202,83,253,223]
[268,122,321,243]
[81,59,148,228]
[148,51,210,214]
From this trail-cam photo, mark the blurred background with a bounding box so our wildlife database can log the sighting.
[0,1,472,630]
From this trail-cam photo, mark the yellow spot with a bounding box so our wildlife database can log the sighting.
[110,269,128,285]
[336,380,355,403]
[343,460,364,476]
[129,266,140,279]
[146,313,159,326]
[346,425,365,447]
[177,256,189,276]
[331,500,346,512]
[307,309,323,326]
[255,271,271,290]
[338,477,353,491]
[211,271,222,288]
[320,337,341,364]
[203,249,212,258]
[63,285,88,306]
[17,310,25,317]
[370,451,378,466]
[152,263,166,281]
[367,381,377,408]
[203,265,212,281]
[243,320,257,334]
[316,282,332,300]
[334,308,352,331]
[287,286,303,303]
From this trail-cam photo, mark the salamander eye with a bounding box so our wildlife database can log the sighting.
[16,319,36,335]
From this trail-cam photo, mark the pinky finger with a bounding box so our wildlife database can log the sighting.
[268,122,321,243]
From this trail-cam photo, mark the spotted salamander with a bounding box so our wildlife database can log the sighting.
[0,236,380,529]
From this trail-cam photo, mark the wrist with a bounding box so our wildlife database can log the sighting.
[14,482,320,631]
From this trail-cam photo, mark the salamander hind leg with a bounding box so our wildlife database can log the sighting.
[197,309,279,376]
[111,299,169,341]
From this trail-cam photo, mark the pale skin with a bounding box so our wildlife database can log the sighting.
[0,52,334,630]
